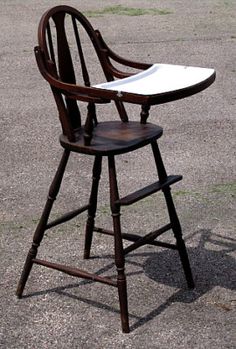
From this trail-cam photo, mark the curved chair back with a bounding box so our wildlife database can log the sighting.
[35,5,115,143]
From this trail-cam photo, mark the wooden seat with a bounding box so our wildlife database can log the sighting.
[16,5,215,333]
[60,121,163,155]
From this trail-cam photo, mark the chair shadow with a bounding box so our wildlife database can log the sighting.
[130,229,236,330]
[22,229,236,331]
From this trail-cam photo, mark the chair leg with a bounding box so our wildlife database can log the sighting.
[151,141,195,289]
[162,187,194,288]
[108,156,130,333]
[84,156,102,259]
[16,150,70,298]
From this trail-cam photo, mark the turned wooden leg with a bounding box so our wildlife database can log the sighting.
[162,187,195,289]
[84,156,102,259]
[151,141,194,289]
[16,150,70,298]
[108,155,130,333]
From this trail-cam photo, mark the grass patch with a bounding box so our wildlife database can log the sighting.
[172,182,236,201]
[173,189,203,200]
[85,5,172,17]
[210,182,236,195]
[223,0,234,5]
[173,182,236,197]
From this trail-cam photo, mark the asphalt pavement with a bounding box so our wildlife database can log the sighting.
[0,1,235,348]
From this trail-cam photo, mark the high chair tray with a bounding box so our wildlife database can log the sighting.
[94,64,215,100]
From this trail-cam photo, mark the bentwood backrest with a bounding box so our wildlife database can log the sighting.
[35,6,104,142]
[35,6,145,145]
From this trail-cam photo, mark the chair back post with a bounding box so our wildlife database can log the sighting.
[34,46,76,142]
[37,5,109,144]
[95,30,129,123]
[140,104,151,124]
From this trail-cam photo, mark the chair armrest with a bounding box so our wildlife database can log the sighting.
[35,46,216,107]
[95,30,152,79]
[34,46,149,104]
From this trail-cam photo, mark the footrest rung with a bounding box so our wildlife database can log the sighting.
[94,226,177,250]
[124,223,172,254]
[32,258,117,287]
[46,204,89,230]
[116,175,182,206]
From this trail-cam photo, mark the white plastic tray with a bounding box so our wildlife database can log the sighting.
[94,64,215,96]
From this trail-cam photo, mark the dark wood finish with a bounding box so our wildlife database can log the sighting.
[46,204,89,230]
[32,258,117,287]
[84,156,102,259]
[117,175,182,206]
[140,104,150,124]
[59,121,163,156]
[16,149,70,298]
[123,223,172,255]
[15,4,212,333]
[94,226,178,250]
[151,142,194,289]
[35,43,216,108]
[108,155,129,333]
